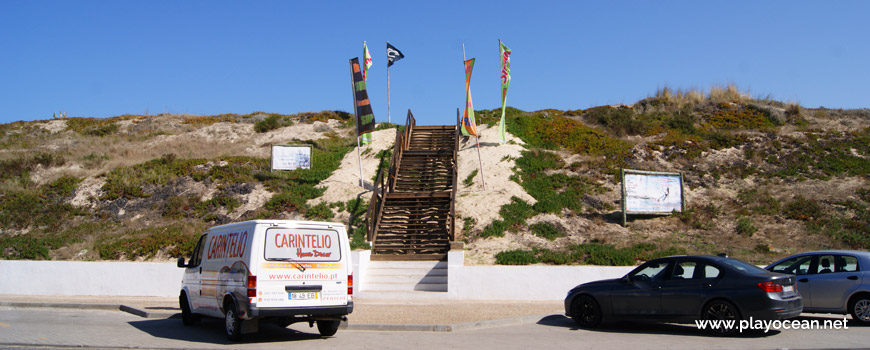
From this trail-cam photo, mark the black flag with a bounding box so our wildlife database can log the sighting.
[386,42,404,67]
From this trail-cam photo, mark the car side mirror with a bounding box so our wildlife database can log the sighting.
[621,275,632,283]
[177,257,187,268]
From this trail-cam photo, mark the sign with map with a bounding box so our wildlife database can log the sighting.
[621,169,685,225]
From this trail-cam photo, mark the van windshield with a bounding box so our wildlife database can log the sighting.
[264,228,341,262]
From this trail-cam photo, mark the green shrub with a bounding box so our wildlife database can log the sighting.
[584,106,650,136]
[784,196,823,221]
[81,152,110,169]
[350,224,370,250]
[508,112,631,162]
[265,192,309,214]
[95,223,204,260]
[306,202,334,221]
[162,194,200,219]
[65,117,119,136]
[535,248,575,265]
[495,249,538,265]
[44,175,82,199]
[0,153,65,182]
[254,115,285,133]
[574,243,637,266]
[462,217,476,234]
[0,223,100,260]
[675,204,719,230]
[464,169,478,187]
[735,217,758,236]
[530,222,564,241]
[480,220,508,238]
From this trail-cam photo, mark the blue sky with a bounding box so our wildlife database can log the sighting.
[1,1,867,126]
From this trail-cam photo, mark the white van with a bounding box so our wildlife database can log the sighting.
[177,220,353,340]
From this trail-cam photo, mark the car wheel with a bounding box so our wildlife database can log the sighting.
[570,295,602,328]
[317,320,341,337]
[703,300,741,336]
[179,293,196,326]
[224,300,243,341]
[849,294,870,325]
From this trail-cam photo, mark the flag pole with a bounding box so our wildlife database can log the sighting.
[349,58,364,188]
[387,41,391,124]
[462,43,486,191]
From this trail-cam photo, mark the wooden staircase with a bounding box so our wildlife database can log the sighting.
[366,111,458,261]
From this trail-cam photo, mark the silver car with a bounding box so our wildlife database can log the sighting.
[766,250,870,324]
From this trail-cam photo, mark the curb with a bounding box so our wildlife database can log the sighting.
[2,301,553,331]
[1,301,177,319]
[344,313,552,332]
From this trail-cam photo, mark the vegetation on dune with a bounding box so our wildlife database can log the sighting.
[0,111,360,260]
[2,92,869,265]
[495,243,687,266]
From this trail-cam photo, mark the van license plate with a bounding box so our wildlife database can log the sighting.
[289,292,317,300]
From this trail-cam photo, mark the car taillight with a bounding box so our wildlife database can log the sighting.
[758,281,783,293]
[247,275,257,298]
[347,274,353,296]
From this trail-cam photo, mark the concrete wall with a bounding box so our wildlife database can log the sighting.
[0,251,634,300]
[0,260,183,297]
[447,251,634,300]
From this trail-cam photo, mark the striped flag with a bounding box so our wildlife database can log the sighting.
[361,42,373,144]
[460,58,478,137]
[498,40,511,144]
[350,57,375,136]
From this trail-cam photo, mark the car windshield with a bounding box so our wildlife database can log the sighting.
[719,258,768,274]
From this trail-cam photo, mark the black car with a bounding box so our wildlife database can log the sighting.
[564,255,802,335]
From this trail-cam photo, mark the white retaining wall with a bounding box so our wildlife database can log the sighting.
[0,260,183,297]
[0,251,634,300]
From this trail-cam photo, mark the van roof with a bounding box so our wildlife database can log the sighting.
[206,220,346,232]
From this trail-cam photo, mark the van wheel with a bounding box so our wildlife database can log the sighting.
[179,293,196,326]
[316,320,340,337]
[224,300,243,341]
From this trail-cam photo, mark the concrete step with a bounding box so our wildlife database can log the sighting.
[356,290,449,300]
[362,260,448,294]
[367,268,447,277]
[363,282,447,292]
[367,261,447,269]
[366,275,448,284]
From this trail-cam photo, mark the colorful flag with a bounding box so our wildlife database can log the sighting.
[461,58,478,137]
[363,41,373,81]
[361,42,373,144]
[386,42,404,67]
[350,57,375,136]
[498,40,511,144]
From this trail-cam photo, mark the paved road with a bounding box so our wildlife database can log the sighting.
[1,307,868,350]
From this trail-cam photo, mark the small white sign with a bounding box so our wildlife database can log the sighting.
[271,145,312,171]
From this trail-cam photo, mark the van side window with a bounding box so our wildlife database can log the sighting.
[189,235,207,267]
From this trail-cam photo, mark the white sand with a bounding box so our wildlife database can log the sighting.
[454,125,534,235]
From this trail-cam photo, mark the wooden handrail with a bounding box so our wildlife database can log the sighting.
[449,109,460,241]
[366,110,416,247]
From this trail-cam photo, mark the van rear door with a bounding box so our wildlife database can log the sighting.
[255,226,348,308]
